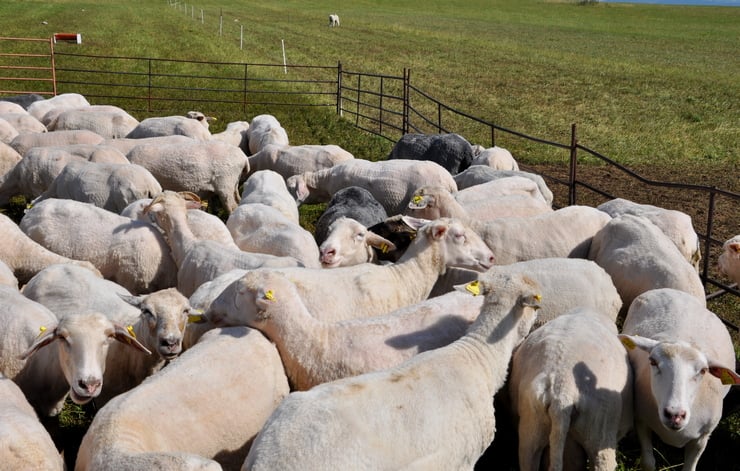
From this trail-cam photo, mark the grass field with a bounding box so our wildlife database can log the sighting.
[2,0,739,469]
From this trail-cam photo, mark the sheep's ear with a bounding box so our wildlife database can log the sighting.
[18,326,59,360]
[521,293,542,310]
[729,242,740,255]
[400,215,429,231]
[187,309,206,324]
[118,293,143,309]
[290,177,309,204]
[428,220,449,241]
[179,191,203,210]
[455,280,487,297]
[111,324,152,355]
[618,334,659,353]
[708,363,740,385]
[408,194,430,209]
[254,288,276,319]
[365,232,396,253]
[142,195,164,214]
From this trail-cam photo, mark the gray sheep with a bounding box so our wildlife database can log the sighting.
[387,132,474,175]
[313,186,388,245]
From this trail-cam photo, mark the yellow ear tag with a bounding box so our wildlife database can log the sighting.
[412,195,423,205]
[534,294,542,302]
[38,326,47,337]
[719,369,735,385]
[188,314,204,324]
[465,280,480,296]
[264,290,275,301]
[620,337,636,350]
[126,325,136,339]
[380,243,389,254]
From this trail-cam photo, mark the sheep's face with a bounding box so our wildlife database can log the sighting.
[141,291,188,360]
[429,219,494,272]
[319,218,374,268]
[644,341,709,432]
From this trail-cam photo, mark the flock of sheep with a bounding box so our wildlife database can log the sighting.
[0,91,738,470]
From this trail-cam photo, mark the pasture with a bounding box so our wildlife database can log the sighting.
[1,0,739,469]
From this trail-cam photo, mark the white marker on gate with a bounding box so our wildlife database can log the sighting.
[282,39,287,74]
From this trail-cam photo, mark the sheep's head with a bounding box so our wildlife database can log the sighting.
[119,288,193,360]
[143,191,202,233]
[619,336,740,431]
[405,186,446,220]
[19,312,150,405]
[319,217,396,268]
[409,218,494,272]
[186,111,216,129]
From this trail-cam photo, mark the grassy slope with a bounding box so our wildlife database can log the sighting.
[2,1,739,468]
[2,0,738,168]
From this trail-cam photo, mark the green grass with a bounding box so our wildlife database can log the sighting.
[2,0,738,168]
[2,1,739,469]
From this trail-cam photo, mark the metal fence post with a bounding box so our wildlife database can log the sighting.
[336,61,342,117]
[49,36,57,96]
[147,58,152,112]
[402,68,410,135]
[242,63,248,113]
[569,123,578,206]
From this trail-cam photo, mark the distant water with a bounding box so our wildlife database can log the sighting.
[603,0,739,5]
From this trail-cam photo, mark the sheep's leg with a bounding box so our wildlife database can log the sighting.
[589,448,618,471]
[517,410,547,471]
[546,407,570,471]
[681,435,708,471]
[635,421,656,471]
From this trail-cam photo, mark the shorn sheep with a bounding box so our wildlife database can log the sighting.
[75,326,290,471]
[0,373,64,470]
[328,14,340,27]
[207,217,494,324]
[619,288,740,471]
[205,269,482,390]
[509,307,633,471]
[242,271,542,470]
[718,234,740,286]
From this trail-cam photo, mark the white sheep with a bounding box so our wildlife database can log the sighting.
[208,217,494,324]
[0,112,47,134]
[470,145,519,170]
[1,212,100,286]
[318,216,397,268]
[75,326,290,471]
[241,271,542,470]
[121,197,238,249]
[211,120,250,153]
[328,14,340,27]
[0,117,20,143]
[26,93,91,123]
[477,257,623,328]
[419,205,610,266]
[20,198,177,294]
[45,104,140,139]
[127,138,248,213]
[588,214,706,311]
[0,260,18,289]
[239,169,300,224]
[0,373,64,470]
[226,203,321,268]
[453,165,554,205]
[102,134,194,156]
[597,197,702,272]
[125,113,213,141]
[10,129,105,156]
[0,143,130,205]
[0,101,28,115]
[144,191,302,297]
[619,288,740,471]
[405,183,552,222]
[246,143,354,181]
[718,234,740,286]
[9,312,151,416]
[286,158,458,214]
[22,264,195,406]
[509,307,633,470]
[207,269,482,390]
[32,159,163,214]
[246,114,289,155]
[0,141,22,181]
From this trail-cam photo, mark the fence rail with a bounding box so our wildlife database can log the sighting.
[0,40,737,324]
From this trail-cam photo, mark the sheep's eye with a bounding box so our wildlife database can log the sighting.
[699,368,707,376]
[649,358,658,367]
[141,308,154,319]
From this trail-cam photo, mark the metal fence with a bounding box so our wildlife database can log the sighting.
[1,41,737,320]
